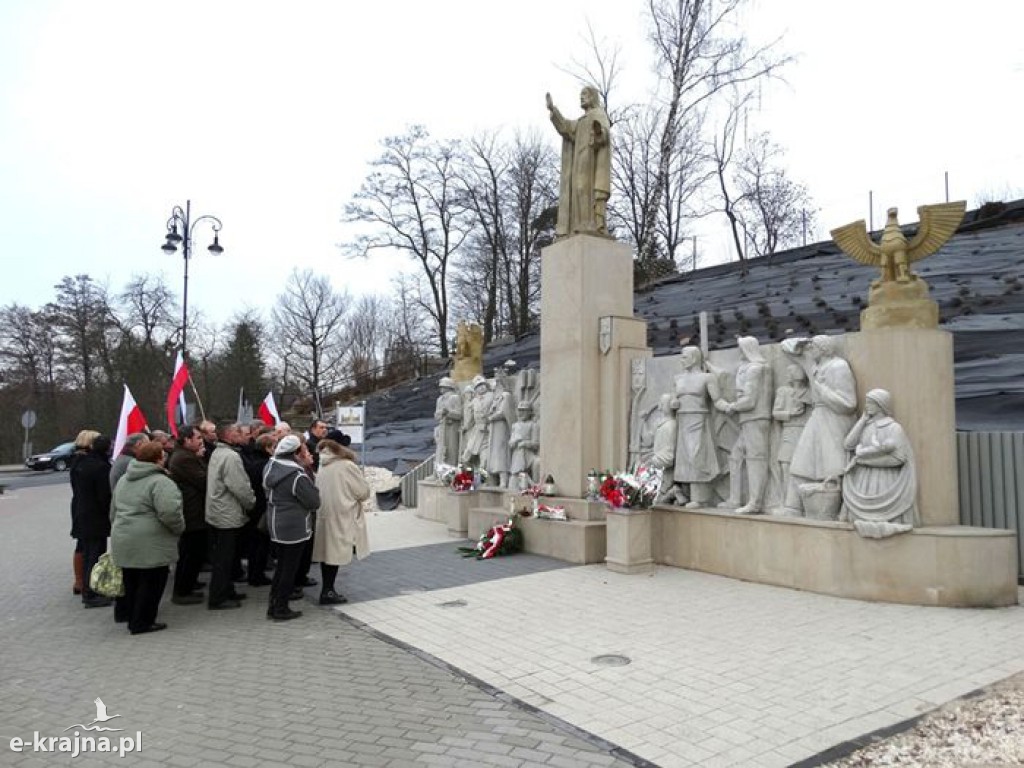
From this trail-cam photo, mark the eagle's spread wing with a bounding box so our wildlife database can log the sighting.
[906,201,966,263]
[830,219,881,266]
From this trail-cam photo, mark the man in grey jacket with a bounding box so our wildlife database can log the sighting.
[205,423,256,610]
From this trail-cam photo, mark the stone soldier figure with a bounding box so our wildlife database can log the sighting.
[433,377,462,467]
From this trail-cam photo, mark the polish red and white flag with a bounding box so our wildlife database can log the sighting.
[113,384,149,458]
[258,391,279,426]
[165,352,190,437]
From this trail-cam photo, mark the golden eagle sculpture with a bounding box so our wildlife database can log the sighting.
[831,201,966,285]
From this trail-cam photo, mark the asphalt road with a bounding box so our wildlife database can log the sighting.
[0,468,71,491]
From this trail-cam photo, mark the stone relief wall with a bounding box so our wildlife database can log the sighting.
[434,363,541,489]
[628,334,919,537]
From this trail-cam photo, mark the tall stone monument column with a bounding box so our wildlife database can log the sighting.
[539,235,636,498]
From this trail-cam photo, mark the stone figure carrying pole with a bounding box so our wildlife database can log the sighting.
[545,86,611,237]
[715,337,772,515]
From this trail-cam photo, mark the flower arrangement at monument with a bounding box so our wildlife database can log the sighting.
[451,468,474,492]
[457,517,524,559]
[514,480,568,520]
[436,463,484,492]
[597,465,662,509]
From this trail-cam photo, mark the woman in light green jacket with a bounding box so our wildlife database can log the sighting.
[111,442,185,635]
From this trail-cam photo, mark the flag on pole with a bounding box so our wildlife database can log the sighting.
[166,352,190,437]
[257,391,279,426]
[113,384,149,458]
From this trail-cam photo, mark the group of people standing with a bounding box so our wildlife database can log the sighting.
[68,417,371,635]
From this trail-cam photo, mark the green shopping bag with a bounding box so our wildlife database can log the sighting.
[89,552,124,598]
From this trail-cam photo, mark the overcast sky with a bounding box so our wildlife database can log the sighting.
[1,0,1022,329]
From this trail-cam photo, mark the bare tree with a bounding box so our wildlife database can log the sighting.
[637,0,791,262]
[458,132,507,343]
[557,20,630,123]
[710,93,752,269]
[271,269,351,415]
[735,133,816,257]
[455,131,557,340]
[344,126,473,357]
[346,294,393,390]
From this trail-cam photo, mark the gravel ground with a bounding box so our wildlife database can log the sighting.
[824,672,1024,766]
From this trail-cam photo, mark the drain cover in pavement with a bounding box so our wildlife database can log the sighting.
[591,654,631,666]
[437,599,468,608]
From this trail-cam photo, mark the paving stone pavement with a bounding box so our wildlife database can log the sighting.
[0,485,641,767]
[337,560,1024,768]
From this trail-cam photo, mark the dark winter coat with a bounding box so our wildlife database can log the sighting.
[241,443,270,524]
[167,446,208,532]
[70,449,112,540]
[263,456,320,544]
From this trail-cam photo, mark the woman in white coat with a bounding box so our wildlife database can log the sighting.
[312,439,370,604]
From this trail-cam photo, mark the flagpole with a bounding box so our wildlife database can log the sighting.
[188,374,207,422]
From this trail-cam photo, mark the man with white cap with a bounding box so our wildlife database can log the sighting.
[262,435,321,621]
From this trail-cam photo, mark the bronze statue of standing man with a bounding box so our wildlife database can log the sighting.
[545,86,611,238]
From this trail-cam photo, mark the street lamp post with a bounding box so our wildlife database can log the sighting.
[161,200,224,361]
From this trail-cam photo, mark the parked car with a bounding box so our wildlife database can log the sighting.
[25,441,76,472]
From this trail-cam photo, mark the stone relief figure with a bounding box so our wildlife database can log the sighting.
[458,384,474,462]
[780,336,858,517]
[771,364,811,498]
[670,346,724,508]
[647,394,680,504]
[545,86,611,237]
[485,377,516,488]
[460,375,494,471]
[715,337,772,515]
[433,377,463,467]
[627,358,649,469]
[840,389,919,538]
[509,401,540,486]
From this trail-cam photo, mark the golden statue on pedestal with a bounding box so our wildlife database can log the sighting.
[832,201,966,285]
[831,201,966,330]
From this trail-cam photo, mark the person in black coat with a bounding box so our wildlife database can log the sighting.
[166,426,209,604]
[70,434,113,608]
[241,432,275,586]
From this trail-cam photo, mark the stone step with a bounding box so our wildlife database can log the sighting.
[468,507,606,565]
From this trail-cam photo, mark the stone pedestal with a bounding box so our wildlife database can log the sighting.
[539,235,638,498]
[415,480,447,523]
[606,508,654,574]
[845,328,958,526]
[861,279,938,329]
[445,491,477,538]
[654,506,1016,607]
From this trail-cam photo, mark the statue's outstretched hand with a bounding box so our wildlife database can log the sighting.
[545,92,554,111]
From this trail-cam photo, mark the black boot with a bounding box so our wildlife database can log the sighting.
[269,597,302,621]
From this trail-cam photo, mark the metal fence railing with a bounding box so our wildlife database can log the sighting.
[957,431,1024,581]
[399,456,435,508]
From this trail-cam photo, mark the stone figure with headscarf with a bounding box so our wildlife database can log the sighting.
[780,335,858,516]
[840,388,919,538]
[545,86,611,237]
